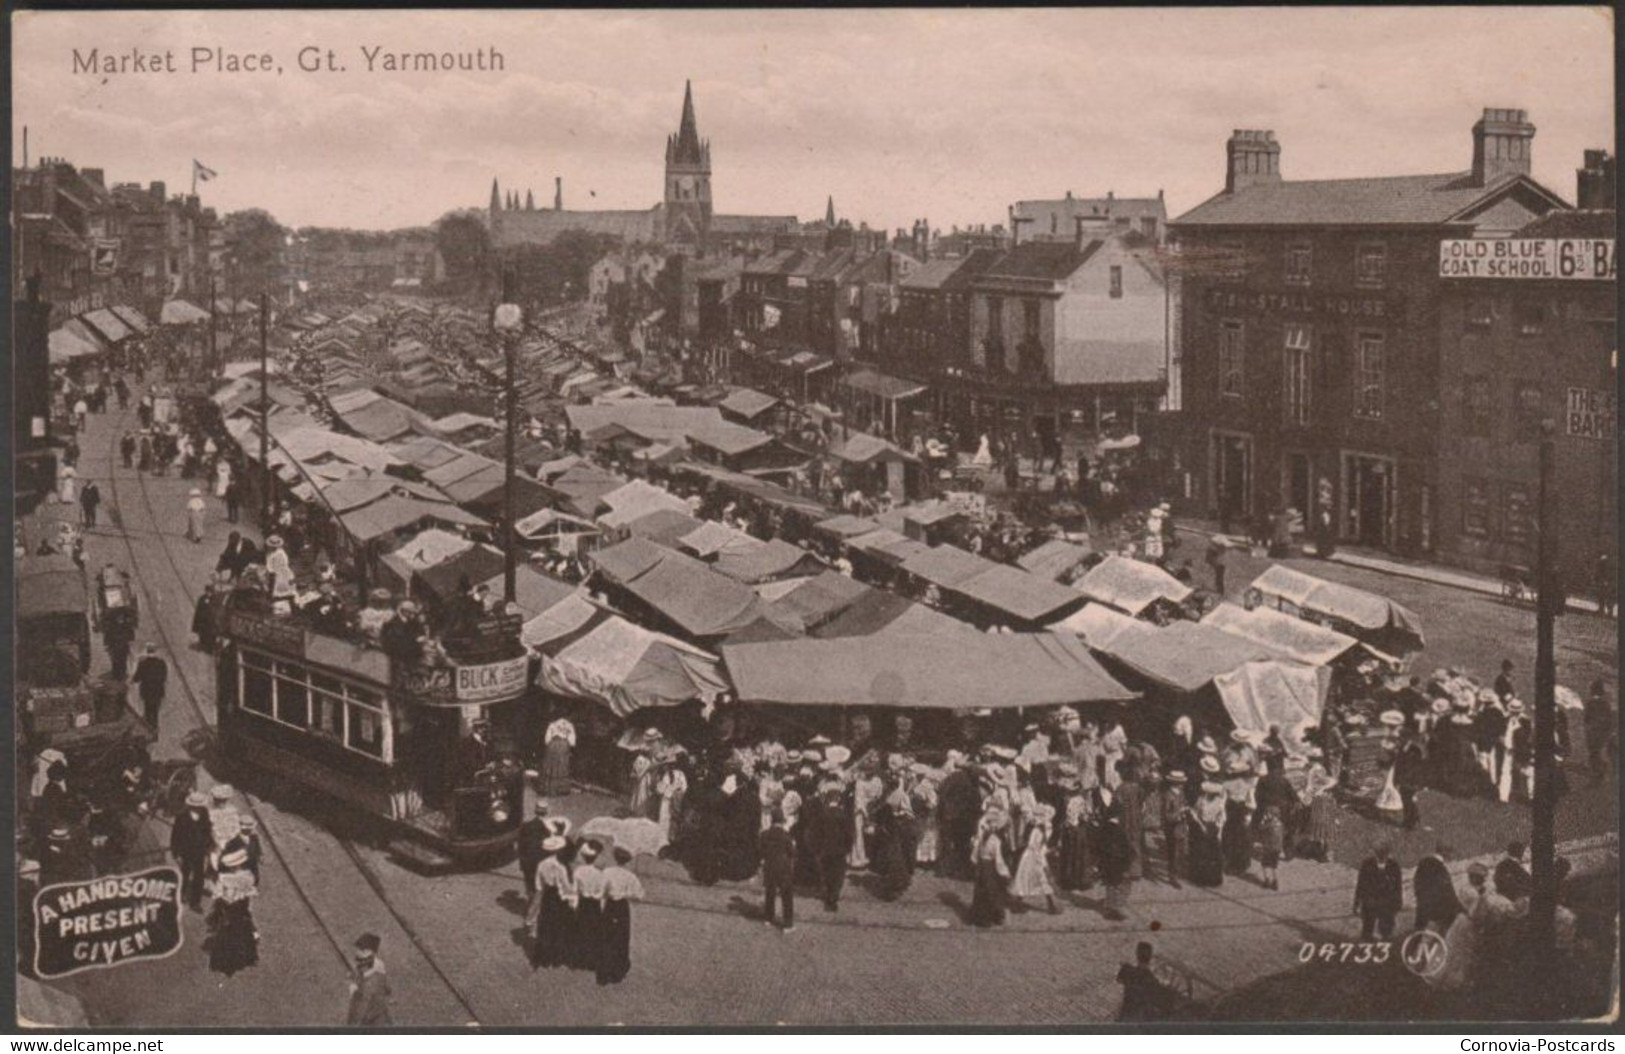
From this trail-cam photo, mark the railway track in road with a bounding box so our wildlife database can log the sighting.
[100,399,483,1024]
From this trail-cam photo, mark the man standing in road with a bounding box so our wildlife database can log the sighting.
[517,799,551,895]
[1353,842,1402,939]
[346,934,392,1026]
[80,480,101,529]
[171,790,214,911]
[1585,680,1616,782]
[102,604,136,681]
[804,786,851,912]
[131,643,168,731]
[1204,535,1228,597]
[759,809,797,933]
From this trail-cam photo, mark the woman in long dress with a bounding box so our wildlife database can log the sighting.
[628,753,655,817]
[598,848,644,985]
[848,768,883,870]
[1100,719,1129,790]
[1056,787,1093,891]
[968,815,1010,927]
[541,717,575,797]
[1011,806,1058,914]
[912,773,939,869]
[57,464,77,506]
[214,458,231,499]
[1298,761,1338,862]
[1092,788,1132,919]
[528,837,574,969]
[205,848,259,976]
[655,763,688,847]
[1187,783,1227,888]
[569,844,606,974]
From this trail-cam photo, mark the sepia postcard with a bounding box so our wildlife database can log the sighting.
[6,5,1619,1031]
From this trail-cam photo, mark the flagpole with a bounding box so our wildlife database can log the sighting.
[192,161,196,198]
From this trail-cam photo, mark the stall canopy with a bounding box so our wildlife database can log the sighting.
[827,432,920,466]
[481,566,578,624]
[591,538,768,639]
[1090,620,1287,694]
[417,544,508,602]
[159,299,211,325]
[109,304,151,334]
[598,479,692,528]
[539,612,729,717]
[900,544,991,590]
[514,506,599,542]
[948,563,1087,625]
[1213,661,1330,745]
[1201,602,1360,667]
[1017,539,1095,583]
[723,631,1133,710]
[718,388,779,421]
[340,495,486,543]
[623,509,705,548]
[1049,602,1156,652]
[1074,555,1193,615]
[712,538,827,585]
[80,308,133,344]
[544,463,628,518]
[759,571,871,633]
[838,369,928,403]
[1250,565,1425,646]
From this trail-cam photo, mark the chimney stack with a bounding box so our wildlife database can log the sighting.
[1471,108,1535,187]
[555,176,563,211]
[149,181,167,203]
[1225,131,1280,193]
[1576,149,1615,210]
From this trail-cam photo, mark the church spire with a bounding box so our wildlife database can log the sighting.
[525,188,535,211]
[667,79,705,166]
[490,177,501,215]
[826,195,836,226]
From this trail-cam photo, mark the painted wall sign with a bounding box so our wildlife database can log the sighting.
[1203,288,1392,319]
[1439,239,1617,280]
[34,867,183,979]
[1566,386,1617,440]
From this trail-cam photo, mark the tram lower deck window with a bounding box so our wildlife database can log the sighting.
[274,662,310,727]
[347,704,385,757]
[242,651,273,716]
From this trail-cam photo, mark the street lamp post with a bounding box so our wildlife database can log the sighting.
[259,291,271,530]
[1528,417,1560,999]
[493,269,524,605]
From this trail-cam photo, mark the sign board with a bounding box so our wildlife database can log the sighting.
[227,611,306,658]
[91,240,120,277]
[454,655,531,704]
[1439,239,1617,281]
[34,867,183,979]
[402,656,530,706]
[1566,386,1617,440]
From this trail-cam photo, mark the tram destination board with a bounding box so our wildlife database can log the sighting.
[226,611,306,658]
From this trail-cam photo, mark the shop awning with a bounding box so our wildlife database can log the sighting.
[1250,565,1425,644]
[1214,661,1330,744]
[839,368,927,401]
[48,327,101,365]
[1073,554,1192,615]
[1088,620,1287,694]
[81,308,133,344]
[109,304,151,333]
[723,631,1133,709]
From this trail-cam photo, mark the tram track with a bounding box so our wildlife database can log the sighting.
[99,394,483,1025]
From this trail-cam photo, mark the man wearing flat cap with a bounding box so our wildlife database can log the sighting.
[346,933,392,1026]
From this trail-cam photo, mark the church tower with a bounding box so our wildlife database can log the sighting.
[663,80,712,246]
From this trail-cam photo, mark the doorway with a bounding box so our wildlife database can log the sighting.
[1212,432,1252,530]
[1284,452,1312,522]
[1342,452,1396,547]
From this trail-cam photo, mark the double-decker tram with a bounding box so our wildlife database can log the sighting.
[214,594,529,871]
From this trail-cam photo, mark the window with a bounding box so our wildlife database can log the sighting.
[1462,479,1493,538]
[1503,484,1534,548]
[1023,299,1041,340]
[235,648,390,762]
[242,651,272,716]
[348,704,386,758]
[1109,265,1123,299]
[1355,243,1387,288]
[1219,320,1245,398]
[1354,332,1385,420]
[273,661,309,728]
[1464,376,1492,437]
[1282,324,1312,425]
[1514,382,1543,438]
[986,297,1003,338]
[1285,242,1312,286]
[1140,217,1158,239]
[1515,301,1546,336]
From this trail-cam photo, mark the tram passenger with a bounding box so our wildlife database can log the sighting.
[357,588,394,643]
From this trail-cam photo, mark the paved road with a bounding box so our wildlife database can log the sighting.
[26,384,1618,1027]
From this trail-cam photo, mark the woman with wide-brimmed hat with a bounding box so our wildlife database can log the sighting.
[968,809,1011,927]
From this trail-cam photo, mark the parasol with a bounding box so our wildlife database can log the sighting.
[579,815,667,859]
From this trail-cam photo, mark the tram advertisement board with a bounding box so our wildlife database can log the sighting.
[402,656,530,705]
[34,866,183,979]
[227,610,306,657]
[1438,238,1617,280]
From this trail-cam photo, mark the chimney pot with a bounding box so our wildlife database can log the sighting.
[1472,106,1536,187]
[1225,130,1281,193]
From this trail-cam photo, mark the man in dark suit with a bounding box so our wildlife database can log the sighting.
[170,791,214,911]
[1353,842,1403,939]
[516,799,551,894]
[131,644,168,731]
[759,809,796,932]
[803,787,851,912]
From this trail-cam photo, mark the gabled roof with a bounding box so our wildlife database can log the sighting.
[1172,172,1569,228]
[978,240,1101,282]
[1518,208,1616,239]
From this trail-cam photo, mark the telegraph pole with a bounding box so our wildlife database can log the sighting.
[208,274,218,376]
[1527,417,1560,1002]
[259,291,270,530]
[500,268,520,604]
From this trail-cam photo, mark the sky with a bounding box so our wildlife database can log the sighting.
[11,8,1616,233]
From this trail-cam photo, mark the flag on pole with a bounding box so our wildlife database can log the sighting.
[193,160,218,182]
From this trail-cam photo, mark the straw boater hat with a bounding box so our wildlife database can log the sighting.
[542,835,566,852]
[1197,735,1219,754]
[1507,699,1526,716]
[1166,770,1188,784]
[210,784,235,802]
[48,825,71,843]
[1229,729,1255,744]
[1199,755,1221,775]
[370,587,392,603]
[1430,697,1450,715]
[1201,781,1224,794]
[189,487,202,497]
[807,735,833,747]
[186,790,208,808]
[1379,710,1405,728]
[989,745,1018,761]
[533,799,550,816]
[266,535,284,549]
[823,745,851,766]
[220,848,249,869]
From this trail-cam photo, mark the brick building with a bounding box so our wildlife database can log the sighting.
[1433,158,1616,588]
[1162,109,1570,554]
